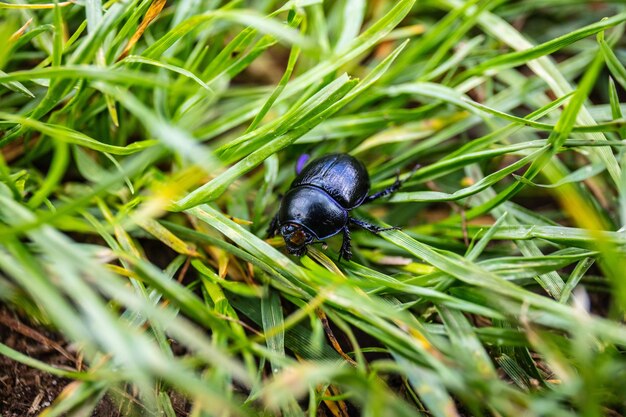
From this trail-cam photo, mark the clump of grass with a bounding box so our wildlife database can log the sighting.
[1,0,626,416]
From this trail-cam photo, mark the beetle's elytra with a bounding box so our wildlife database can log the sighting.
[268,153,412,261]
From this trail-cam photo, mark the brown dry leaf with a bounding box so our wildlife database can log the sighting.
[1,136,40,163]
[315,308,357,367]
[9,18,33,42]
[323,384,350,417]
[209,246,231,279]
[0,310,75,363]
[373,40,395,59]
[117,0,167,61]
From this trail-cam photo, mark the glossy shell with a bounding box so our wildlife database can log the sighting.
[278,186,348,239]
[291,153,370,209]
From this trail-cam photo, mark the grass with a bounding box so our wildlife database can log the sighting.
[1,0,626,416]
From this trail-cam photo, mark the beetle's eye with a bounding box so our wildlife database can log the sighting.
[281,224,298,234]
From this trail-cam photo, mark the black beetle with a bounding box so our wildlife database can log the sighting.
[268,153,412,261]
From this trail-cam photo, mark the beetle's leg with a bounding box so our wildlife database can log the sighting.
[337,226,353,262]
[364,164,420,204]
[296,154,311,174]
[266,214,280,238]
[350,217,399,233]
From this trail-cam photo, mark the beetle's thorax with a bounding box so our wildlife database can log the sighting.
[278,185,348,240]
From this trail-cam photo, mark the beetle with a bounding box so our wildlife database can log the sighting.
[268,153,413,261]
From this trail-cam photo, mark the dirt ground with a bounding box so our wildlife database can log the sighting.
[0,305,194,416]
[0,306,120,416]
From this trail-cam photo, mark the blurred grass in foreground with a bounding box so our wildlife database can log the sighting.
[1,0,626,416]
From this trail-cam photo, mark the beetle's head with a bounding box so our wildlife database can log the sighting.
[280,223,314,256]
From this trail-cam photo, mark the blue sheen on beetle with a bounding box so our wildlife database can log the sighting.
[268,153,412,261]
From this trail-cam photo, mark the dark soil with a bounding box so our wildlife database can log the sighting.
[0,306,119,416]
[0,305,194,416]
